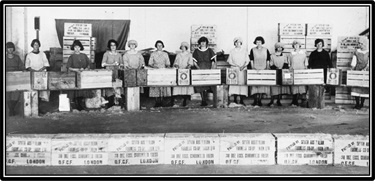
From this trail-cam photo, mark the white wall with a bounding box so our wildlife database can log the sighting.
[6,6,369,61]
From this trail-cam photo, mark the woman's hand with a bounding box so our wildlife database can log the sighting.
[240,65,246,71]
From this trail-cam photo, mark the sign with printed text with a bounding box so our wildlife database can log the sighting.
[64,23,92,37]
[51,134,110,166]
[333,135,369,167]
[6,135,54,166]
[164,133,220,165]
[306,24,332,36]
[274,134,334,165]
[337,36,361,52]
[107,134,165,165]
[219,133,276,165]
[278,23,306,36]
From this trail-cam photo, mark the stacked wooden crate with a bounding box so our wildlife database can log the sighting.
[191,25,217,52]
[62,23,96,71]
[278,23,306,53]
[335,36,361,104]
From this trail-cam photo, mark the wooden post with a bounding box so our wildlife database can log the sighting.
[307,85,325,109]
[23,91,38,117]
[213,85,228,108]
[125,87,140,111]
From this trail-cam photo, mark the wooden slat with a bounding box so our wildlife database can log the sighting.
[77,70,112,89]
[177,69,190,86]
[6,71,32,92]
[293,69,324,85]
[192,74,221,80]
[246,70,277,85]
[347,71,369,87]
[191,69,221,74]
[191,69,221,85]
[247,80,276,85]
[191,80,221,85]
[336,52,353,59]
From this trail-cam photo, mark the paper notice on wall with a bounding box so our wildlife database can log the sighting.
[64,23,92,37]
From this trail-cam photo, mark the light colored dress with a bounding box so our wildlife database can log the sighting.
[269,53,291,96]
[173,52,195,96]
[123,50,146,93]
[289,49,308,94]
[227,47,250,96]
[149,51,172,97]
[350,49,369,98]
[102,51,123,97]
[25,51,50,101]
[249,47,271,96]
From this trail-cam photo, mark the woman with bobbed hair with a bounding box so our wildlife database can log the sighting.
[148,40,172,107]
[248,36,271,107]
[25,39,50,103]
[192,36,217,106]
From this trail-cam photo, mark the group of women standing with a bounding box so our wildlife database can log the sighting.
[6,35,369,115]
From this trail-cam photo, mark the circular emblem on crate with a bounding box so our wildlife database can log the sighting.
[180,73,188,80]
[229,73,236,79]
[329,72,337,79]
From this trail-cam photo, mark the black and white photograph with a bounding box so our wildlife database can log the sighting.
[2,2,372,179]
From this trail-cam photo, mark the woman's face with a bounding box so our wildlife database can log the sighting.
[293,44,300,50]
[74,45,81,53]
[130,44,136,50]
[316,42,323,49]
[235,41,242,48]
[181,46,187,52]
[359,42,367,50]
[256,40,262,47]
[7,47,14,54]
[156,43,163,51]
[276,47,283,52]
[110,42,117,51]
[200,41,207,48]
[32,42,40,52]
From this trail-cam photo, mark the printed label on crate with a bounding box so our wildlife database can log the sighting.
[165,133,220,165]
[219,133,275,165]
[274,134,333,165]
[191,25,217,38]
[278,23,306,36]
[51,134,110,165]
[6,134,54,166]
[337,36,360,52]
[64,23,92,37]
[326,68,341,85]
[107,134,165,165]
[333,135,369,167]
[306,24,332,36]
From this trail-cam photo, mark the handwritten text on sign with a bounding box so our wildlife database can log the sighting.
[64,23,92,37]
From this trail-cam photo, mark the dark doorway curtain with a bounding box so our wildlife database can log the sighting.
[55,19,130,68]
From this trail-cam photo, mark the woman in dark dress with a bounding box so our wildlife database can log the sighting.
[308,39,332,92]
[192,36,217,106]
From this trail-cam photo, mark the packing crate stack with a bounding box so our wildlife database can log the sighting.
[191,25,217,52]
[62,23,96,71]
[335,36,361,104]
[278,23,306,53]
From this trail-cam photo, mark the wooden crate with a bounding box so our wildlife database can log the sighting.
[332,135,369,167]
[51,134,110,166]
[335,87,355,104]
[347,71,369,88]
[6,134,54,166]
[136,69,147,86]
[305,37,331,52]
[306,24,332,36]
[48,72,76,90]
[147,69,177,86]
[247,70,276,85]
[226,68,239,85]
[177,69,190,86]
[23,91,38,117]
[274,133,334,165]
[337,52,354,59]
[219,133,276,165]
[107,134,165,165]
[326,68,342,86]
[337,36,361,53]
[77,70,112,89]
[282,69,294,85]
[278,23,306,36]
[293,69,324,85]
[122,69,137,87]
[6,71,32,92]
[164,133,220,165]
[64,23,92,37]
[31,71,48,90]
[191,69,221,85]
[279,36,306,49]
